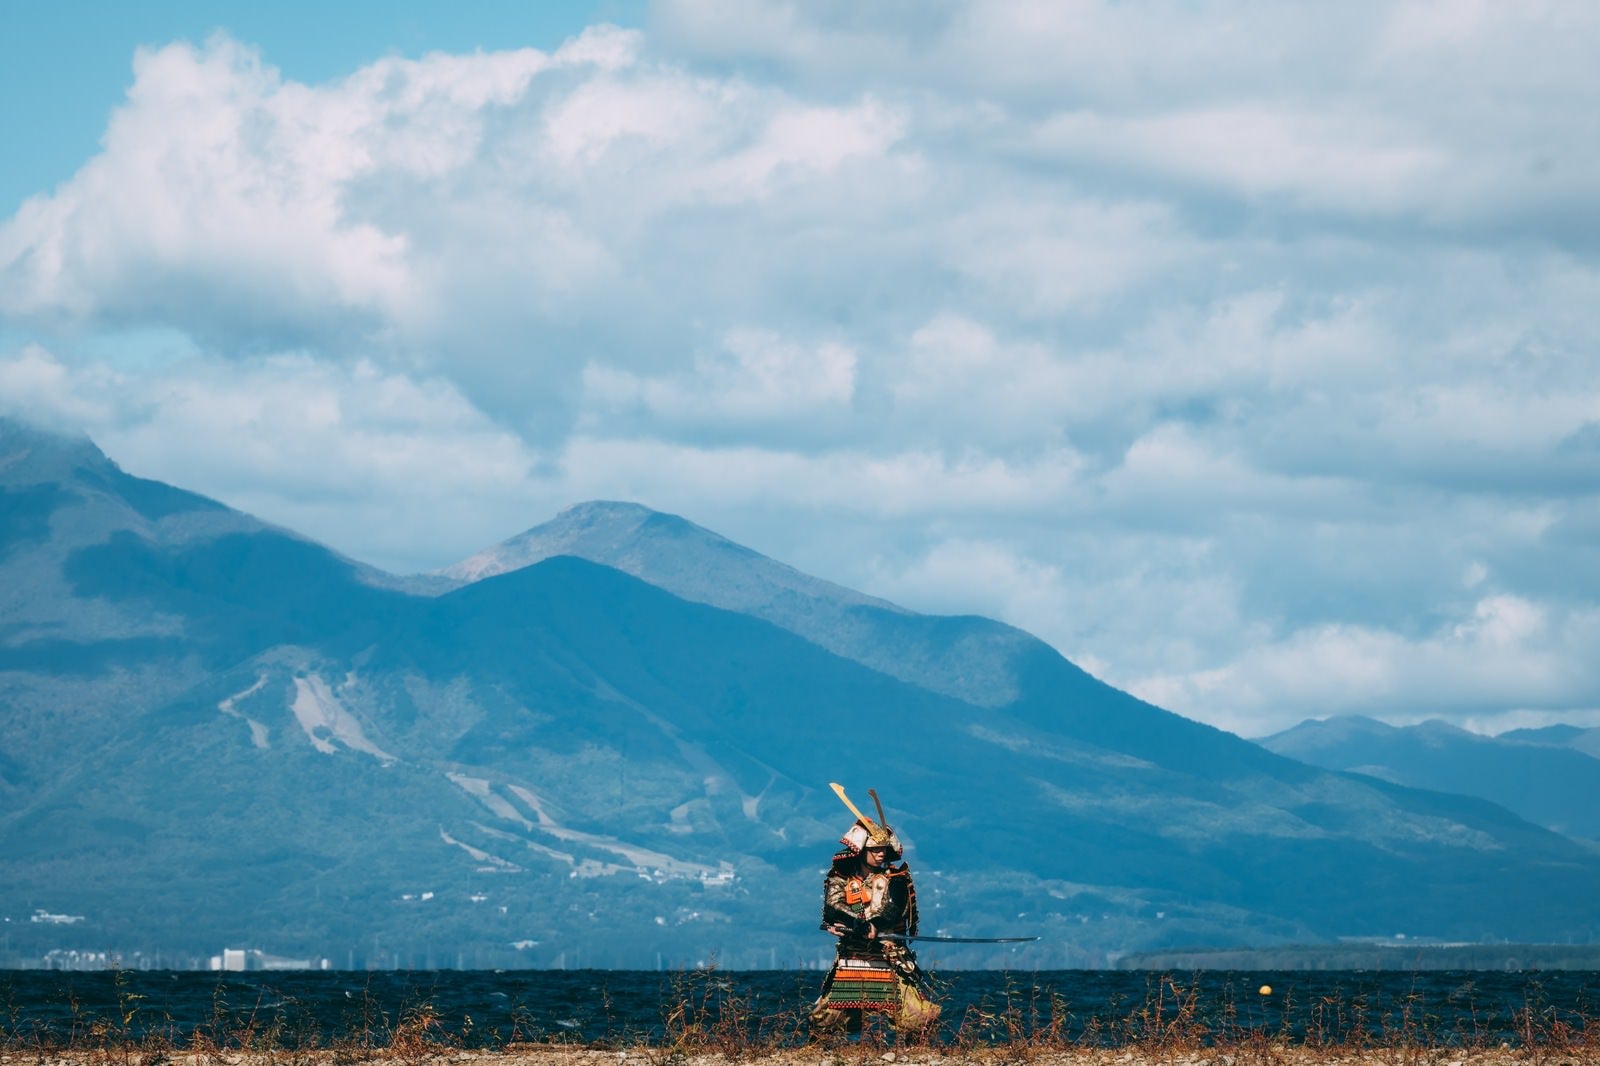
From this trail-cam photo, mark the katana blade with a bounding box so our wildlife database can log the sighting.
[880,933,1039,944]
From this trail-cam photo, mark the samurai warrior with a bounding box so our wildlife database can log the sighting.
[809,785,940,1042]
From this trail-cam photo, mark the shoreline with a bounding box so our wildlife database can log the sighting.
[0,1046,1560,1066]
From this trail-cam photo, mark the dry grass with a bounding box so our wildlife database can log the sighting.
[3,970,1596,1066]
[0,1045,1588,1066]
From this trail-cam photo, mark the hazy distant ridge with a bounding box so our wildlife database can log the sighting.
[4,415,1599,969]
[1257,715,1600,841]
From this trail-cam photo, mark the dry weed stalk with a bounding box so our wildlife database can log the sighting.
[654,962,806,1061]
[4,968,1596,1066]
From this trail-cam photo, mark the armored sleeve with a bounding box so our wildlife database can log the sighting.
[874,867,911,933]
[820,870,855,930]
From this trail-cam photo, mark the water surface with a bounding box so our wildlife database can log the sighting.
[2,969,1594,1047]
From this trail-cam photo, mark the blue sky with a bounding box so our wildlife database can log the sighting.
[4,1,1599,738]
[0,1,643,216]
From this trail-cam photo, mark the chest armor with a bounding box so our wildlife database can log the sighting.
[841,871,891,918]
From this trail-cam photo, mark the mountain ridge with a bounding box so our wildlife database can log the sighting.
[1258,714,1600,841]
[436,500,1041,709]
[4,415,1599,969]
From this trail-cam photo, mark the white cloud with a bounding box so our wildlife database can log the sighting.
[0,28,640,344]
[1129,595,1600,737]
[946,198,1191,316]
[660,2,1600,234]
[887,315,1079,442]
[0,343,541,573]
[696,97,906,202]
[556,435,1085,519]
[0,344,118,427]
[5,2,1600,738]
[1,36,414,328]
[865,538,1067,631]
[1036,106,1450,217]
[581,327,857,424]
[541,73,713,171]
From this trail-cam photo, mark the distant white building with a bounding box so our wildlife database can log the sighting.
[700,862,737,887]
[209,948,329,971]
[31,909,85,925]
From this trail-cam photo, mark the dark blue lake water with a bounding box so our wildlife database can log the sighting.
[2,969,1595,1047]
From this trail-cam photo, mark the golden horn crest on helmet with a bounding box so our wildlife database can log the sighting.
[830,782,895,844]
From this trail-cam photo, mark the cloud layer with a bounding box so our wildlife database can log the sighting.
[4,1,1600,736]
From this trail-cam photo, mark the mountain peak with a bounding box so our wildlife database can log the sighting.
[1500,723,1586,745]
[1260,714,1393,746]
[0,415,115,488]
[438,500,742,583]
[437,500,1045,707]
[438,499,894,617]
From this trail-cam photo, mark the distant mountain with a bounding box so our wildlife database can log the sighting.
[1498,723,1600,761]
[438,500,1043,709]
[1257,715,1600,841]
[438,503,1287,780]
[2,419,394,788]
[5,415,1600,971]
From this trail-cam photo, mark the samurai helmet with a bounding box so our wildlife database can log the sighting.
[829,782,904,860]
[839,818,904,860]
